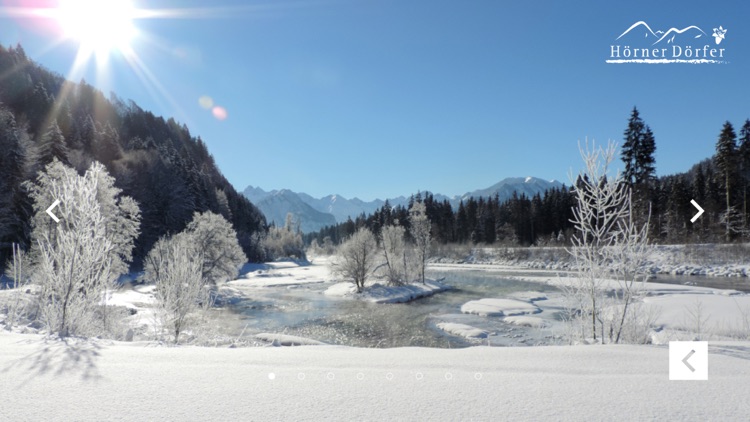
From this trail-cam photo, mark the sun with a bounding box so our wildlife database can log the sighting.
[55,0,137,57]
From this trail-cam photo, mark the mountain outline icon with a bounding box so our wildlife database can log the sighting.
[616,21,709,45]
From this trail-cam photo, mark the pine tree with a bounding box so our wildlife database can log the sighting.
[622,107,644,186]
[715,121,738,241]
[38,120,69,166]
[738,119,750,231]
[637,126,657,183]
[622,108,657,233]
[0,108,28,262]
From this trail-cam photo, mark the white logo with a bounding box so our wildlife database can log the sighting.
[713,26,727,45]
[607,21,728,64]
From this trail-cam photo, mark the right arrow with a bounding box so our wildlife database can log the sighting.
[682,349,696,372]
[690,199,704,223]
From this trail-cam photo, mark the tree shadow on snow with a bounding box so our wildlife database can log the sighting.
[710,344,750,362]
[2,337,103,387]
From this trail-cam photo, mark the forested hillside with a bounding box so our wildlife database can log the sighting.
[0,44,266,268]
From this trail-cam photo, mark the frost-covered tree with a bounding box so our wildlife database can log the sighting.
[409,201,431,283]
[3,243,29,330]
[28,163,114,336]
[567,140,651,344]
[28,160,141,278]
[185,211,247,285]
[331,227,378,293]
[27,160,140,337]
[145,233,206,344]
[262,213,305,260]
[380,224,410,285]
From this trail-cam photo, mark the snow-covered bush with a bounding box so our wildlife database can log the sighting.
[185,211,246,284]
[145,233,206,344]
[566,140,651,344]
[330,227,378,293]
[27,160,140,337]
[262,214,306,261]
[307,236,336,257]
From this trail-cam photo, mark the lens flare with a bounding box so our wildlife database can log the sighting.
[212,106,228,121]
[199,96,214,109]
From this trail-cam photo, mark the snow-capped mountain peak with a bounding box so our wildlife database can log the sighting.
[243,176,563,233]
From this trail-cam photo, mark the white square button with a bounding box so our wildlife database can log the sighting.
[669,341,708,380]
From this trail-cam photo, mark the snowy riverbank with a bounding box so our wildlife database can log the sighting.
[432,262,750,343]
[433,243,750,279]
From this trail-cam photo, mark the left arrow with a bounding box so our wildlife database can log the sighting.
[46,199,61,223]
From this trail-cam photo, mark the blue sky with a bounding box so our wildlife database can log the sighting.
[1,0,749,200]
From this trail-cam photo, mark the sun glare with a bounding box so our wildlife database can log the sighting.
[56,0,137,56]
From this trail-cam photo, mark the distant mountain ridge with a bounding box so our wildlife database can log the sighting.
[244,177,563,233]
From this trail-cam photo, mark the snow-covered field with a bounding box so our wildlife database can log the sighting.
[1,331,749,421]
[3,255,750,420]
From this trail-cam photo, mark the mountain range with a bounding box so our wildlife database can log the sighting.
[244,177,563,233]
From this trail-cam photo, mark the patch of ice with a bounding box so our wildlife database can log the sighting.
[504,316,547,328]
[436,322,489,339]
[461,298,541,317]
[509,291,548,302]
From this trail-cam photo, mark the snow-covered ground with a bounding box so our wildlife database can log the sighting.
[230,260,329,288]
[1,331,749,421]
[434,244,750,278]
[3,256,750,419]
[324,280,451,303]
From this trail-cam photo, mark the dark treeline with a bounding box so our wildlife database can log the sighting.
[305,188,577,247]
[0,44,267,268]
[308,108,750,248]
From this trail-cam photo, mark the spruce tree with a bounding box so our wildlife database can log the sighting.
[637,126,656,183]
[622,107,644,186]
[738,119,750,231]
[38,120,69,166]
[622,107,657,233]
[715,121,738,241]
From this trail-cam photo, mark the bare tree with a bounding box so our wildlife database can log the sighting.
[145,233,206,344]
[3,243,29,330]
[380,224,409,285]
[409,201,431,283]
[566,140,651,344]
[330,227,378,293]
